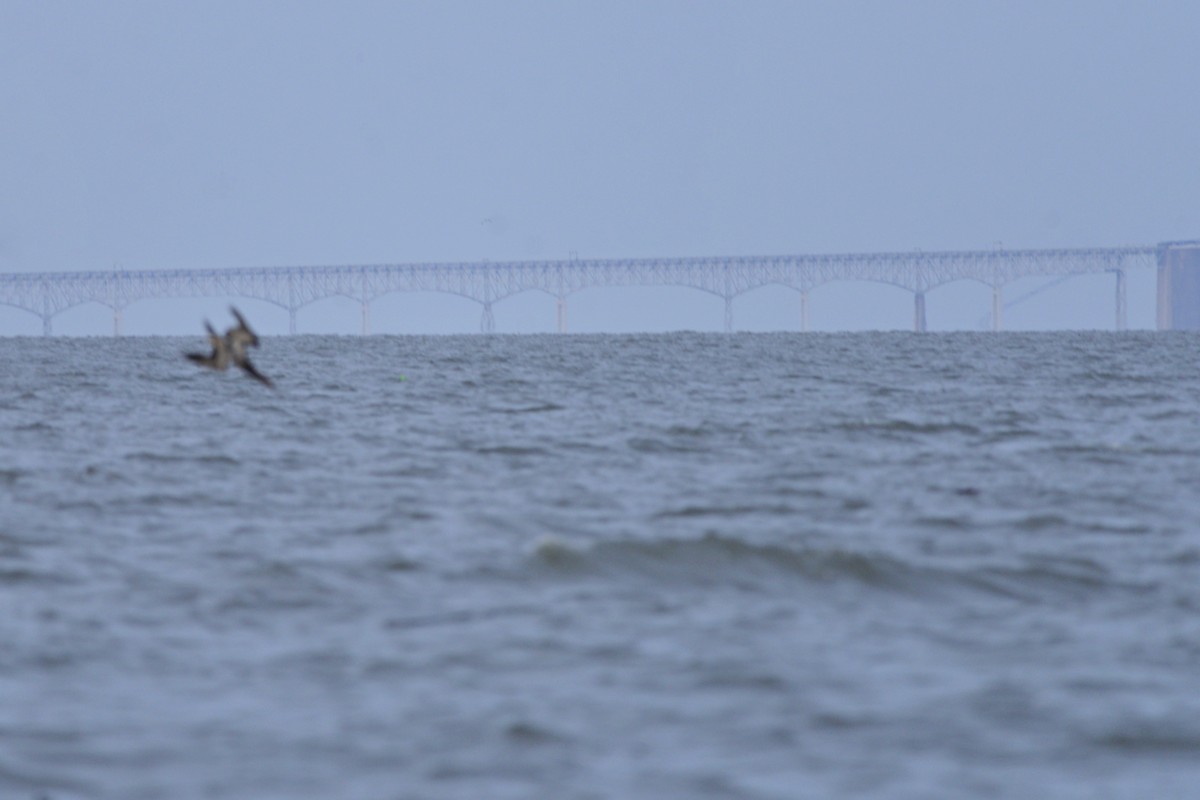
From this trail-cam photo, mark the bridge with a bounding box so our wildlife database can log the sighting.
[0,245,1166,335]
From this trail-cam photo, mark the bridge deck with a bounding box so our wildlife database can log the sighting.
[0,246,1158,334]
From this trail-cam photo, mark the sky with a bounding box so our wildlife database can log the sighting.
[1,0,1198,335]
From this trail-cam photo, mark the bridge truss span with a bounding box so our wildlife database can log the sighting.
[0,245,1158,335]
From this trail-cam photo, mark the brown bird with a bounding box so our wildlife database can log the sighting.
[184,308,273,387]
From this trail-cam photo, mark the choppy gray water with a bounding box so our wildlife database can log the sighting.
[3,331,1200,799]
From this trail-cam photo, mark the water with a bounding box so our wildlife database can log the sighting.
[3,331,1200,799]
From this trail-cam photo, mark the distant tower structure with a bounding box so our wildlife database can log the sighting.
[1157,241,1200,329]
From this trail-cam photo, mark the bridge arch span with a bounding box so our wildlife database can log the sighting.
[0,245,1158,335]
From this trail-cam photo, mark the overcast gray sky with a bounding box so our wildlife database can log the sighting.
[1,1,1197,335]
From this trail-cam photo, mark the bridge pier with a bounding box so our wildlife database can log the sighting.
[723,295,733,333]
[361,300,371,335]
[800,290,810,332]
[913,292,927,333]
[992,286,1003,331]
[113,306,123,337]
[481,302,495,333]
[41,291,52,336]
[1156,242,1200,329]
[287,272,298,334]
[1115,270,1127,331]
[556,296,567,333]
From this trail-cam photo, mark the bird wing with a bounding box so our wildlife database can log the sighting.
[237,357,274,388]
[227,306,259,347]
[205,321,230,367]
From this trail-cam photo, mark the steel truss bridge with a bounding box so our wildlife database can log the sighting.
[0,246,1157,335]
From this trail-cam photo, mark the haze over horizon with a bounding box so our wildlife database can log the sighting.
[2,1,1197,334]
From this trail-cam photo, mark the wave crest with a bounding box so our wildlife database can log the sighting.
[530,533,918,592]
[528,533,1127,603]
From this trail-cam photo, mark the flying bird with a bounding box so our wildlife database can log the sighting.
[184,307,274,387]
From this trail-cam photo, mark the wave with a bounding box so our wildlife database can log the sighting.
[531,533,938,594]
[833,418,982,437]
[489,402,566,415]
[652,503,799,519]
[122,451,241,466]
[527,533,1132,604]
[1089,718,1200,754]
[0,566,73,586]
[475,445,551,457]
[626,436,712,454]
